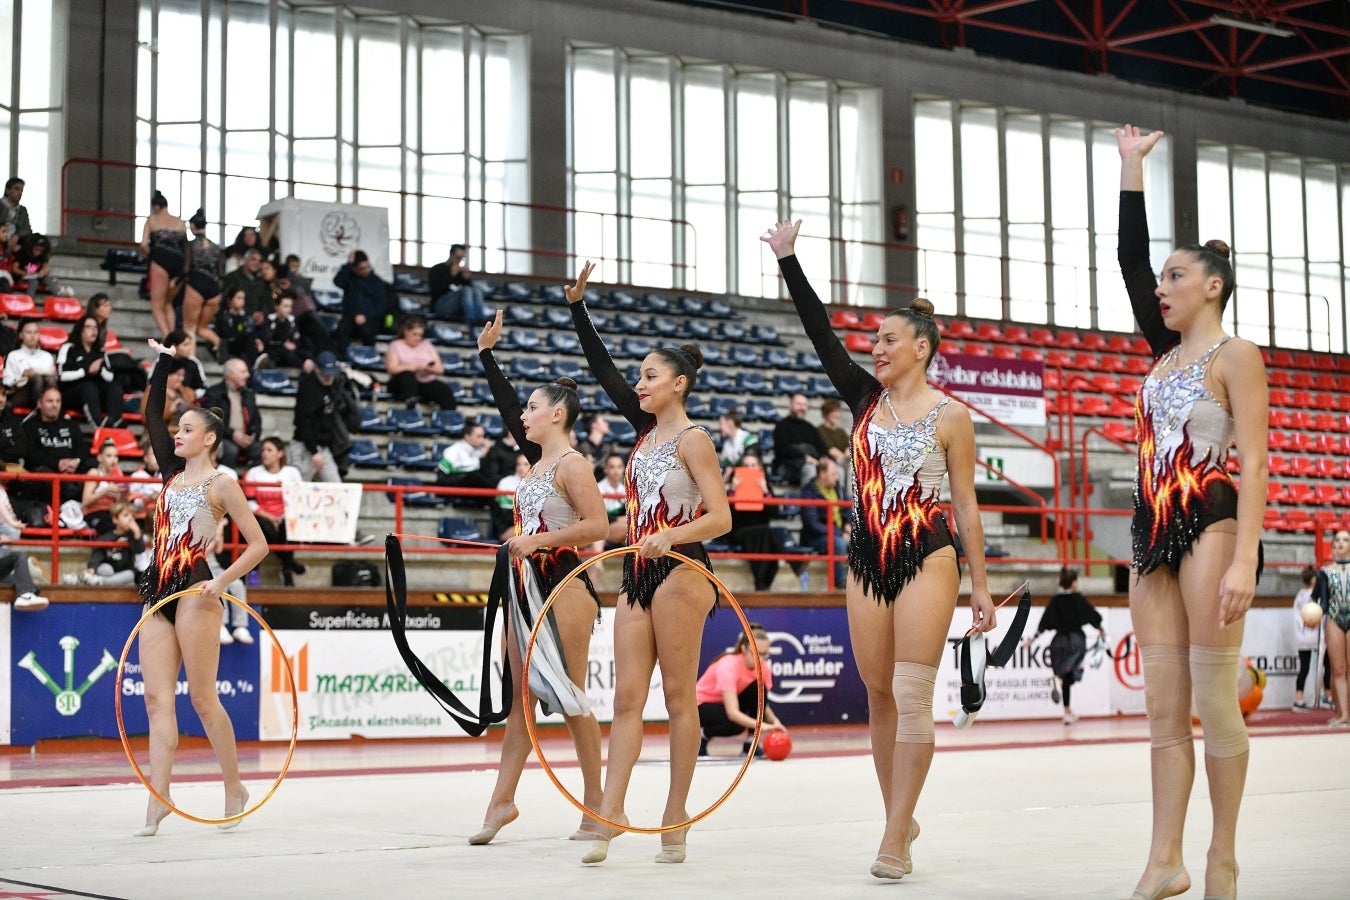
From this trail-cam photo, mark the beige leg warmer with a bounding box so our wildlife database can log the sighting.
[1190,644,1249,758]
[1141,645,1194,750]
[893,662,937,744]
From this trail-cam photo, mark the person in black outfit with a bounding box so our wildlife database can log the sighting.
[798,456,849,588]
[1023,567,1106,724]
[213,288,257,365]
[0,382,28,467]
[771,393,827,487]
[725,448,793,591]
[57,315,124,426]
[288,352,359,481]
[202,359,263,471]
[428,243,488,325]
[332,250,389,353]
[21,386,86,503]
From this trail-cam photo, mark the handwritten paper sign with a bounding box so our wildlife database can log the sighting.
[282,481,363,544]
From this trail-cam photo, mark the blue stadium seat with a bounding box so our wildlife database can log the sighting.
[736,372,768,394]
[387,408,441,436]
[609,420,638,446]
[394,272,429,294]
[388,439,432,468]
[707,298,734,319]
[438,516,486,543]
[397,295,425,315]
[774,374,806,395]
[746,399,778,421]
[477,412,505,439]
[752,324,787,345]
[547,331,581,354]
[615,312,644,333]
[430,323,471,345]
[550,359,585,383]
[433,409,466,437]
[313,288,343,312]
[503,329,542,350]
[591,390,618,414]
[796,351,824,371]
[470,381,496,405]
[762,348,792,368]
[677,296,706,317]
[543,307,573,328]
[351,439,395,468]
[620,337,653,359]
[493,282,532,300]
[439,352,468,374]
[251,369,297,396]
[385,476,443,506]
[710,397,737,417]
[729,346,758,368]
[510,356,545,379]
[359,405,399,433]
[505,306,537,326]
[702,369,731,391]
[683,319,712,340]
[685,396,710,419]
[345,346,385,371]
[538,284,566,304]
[700,345,724,367]
[717,322,746,341]
[640,293,670,313]
[756,429,775,455]
[806,375,837,398]
[650,315,679,337]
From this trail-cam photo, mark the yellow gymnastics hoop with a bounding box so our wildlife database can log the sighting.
[115,588,299,826]
[522,545,763,835]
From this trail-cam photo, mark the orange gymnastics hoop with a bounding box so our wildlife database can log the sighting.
[522,545,763,835]
[115,588,300,826]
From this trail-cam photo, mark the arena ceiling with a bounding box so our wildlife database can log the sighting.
[667,1,1350,121]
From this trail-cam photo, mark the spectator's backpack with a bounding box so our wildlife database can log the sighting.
[331,560,381,588]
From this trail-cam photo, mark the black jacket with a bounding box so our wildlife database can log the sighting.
[202,380,262,444]
[292,371,360,455]
[21,413,83,473]
[88,528,146,573]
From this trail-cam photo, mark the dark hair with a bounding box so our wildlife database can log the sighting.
[228,227,259,254]
[885,297,940,367]
[1058,567,1079,591]
[821,398,842,417]
[605,451,626,466]
[5,177,23,191]
[99,439,118,453]
[399,316,427,337]
[653,343,704,402]
[164,329,190,346]
[262,435,287,463]
[150,191,168,210]
[741,446,764,464]
[352,250,369,266]
[86,292,111,313]
[720,407,742,428]
[187,406,228,459]
[450,243,467,255]
[69,314,102,349]
[1301,565,1319,586]
[285,253,300,265]
[1177,239,1236,312]
[189,208,207,230]
[534,377,582,429]
[734,622,769,652]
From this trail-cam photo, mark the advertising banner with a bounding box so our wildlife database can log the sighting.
[256,198,392,293]
[928,352,1046,426]
[282,481,363,545]
[1,605,10,744]
[8,603,260,745]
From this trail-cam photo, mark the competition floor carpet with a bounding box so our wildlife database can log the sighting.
[2,715,1346,898]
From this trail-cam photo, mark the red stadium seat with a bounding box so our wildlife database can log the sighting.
[1003,325,1031,345]
[939,340,960,355]
[1268,370,1292,388]
[1097,354,1128,373]
[1267,483,1290,504]
[1054,330,1082,350]
[1101,420,1135,443]
[43,296,84,321]
[1074,396,1110,416]
[1273,350,1296,368]
[1314,354,1337,371]
[1090,374,1119,393]
[1116,376,1143,396]
[862,312,887,331]
[91,426,143,458]
[1125,356,1153,376]
[1291,457,1318,478]
[1269,431,1293,451]
[1020,347,1044,362]
[104,330,124,352]
[946,320,975,339]
[1046,350,1073,368]
[1316,458,1339,479]
[1269,410,1292,429]
[1316,373,1338,391]
[1108,397,1136,418]
[992,345,1018,359]
[1287,483,1316,505]
[1292,390,1314,409]
[963,341,990,357]
[1315,393,1339,411]
[1107,335,1134,354]
[1080,332,1107,351]
[831,309,862,330]
[1292,372,1315,390]
[1291,412,1315,430]
[1314,414,1340,434]
[1290,432,1316,453]
[1130,337,1153,356]
[975,323,1003,342]
[1293,352,1315,370]
[0,293,38,318]
[1342,485,1350,506]
[1267,455,1291,477]
[1043,369,1060,390]
[1073,352,1100,370]
[38,325,67,351]
[1029,328,1055,346]
[844,332,872,353]
[1263,509,1286,530]
[1268,388,1293,407]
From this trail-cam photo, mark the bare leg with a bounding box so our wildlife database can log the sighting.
[181,285,204,347]
[1327,623,1349,724]
[198,297,221,347]
[137,612,182,833]
[1129,566,1195,900]
[844,574,896,816]
[148,264,174,338]
[475,615,530,841]
[875,553,957,865]
[554,587,604,835]
[175,590,246,820]
[649,567,716,856]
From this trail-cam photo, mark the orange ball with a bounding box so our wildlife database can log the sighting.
[1239,683,1263,717]
[762,730,792,761]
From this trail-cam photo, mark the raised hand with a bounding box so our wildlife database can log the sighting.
[760,219,803,260]
[564,260,595,305]
[1115,124,1164,160]
[478,309,504,351]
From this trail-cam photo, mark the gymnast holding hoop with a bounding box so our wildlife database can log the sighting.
[763,221,996,882]
[467,309,609,845]
[132,339,270,836]
[567,261,732,865]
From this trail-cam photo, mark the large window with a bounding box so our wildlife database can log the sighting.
[1197,143,1346,353]
[137,0,528,270]
[0,0,67,234]
[568,45,883,302]
[914,99,1172,332]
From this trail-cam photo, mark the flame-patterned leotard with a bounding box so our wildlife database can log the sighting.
[570,301,718,610]
[778,255,957,605]
[480,349,598,607]
[137,354,222,622]
[1119,191,1247,576]
[1313,561,1350,632]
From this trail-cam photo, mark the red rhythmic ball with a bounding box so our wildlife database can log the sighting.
[762,730,792,761]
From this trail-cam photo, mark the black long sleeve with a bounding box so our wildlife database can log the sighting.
[145,355,183,481]
[1118,191,1178,359]
[776,254,877,415]
[479,348,540,464]
[1313,571,1330,610]
[570,300,650,432]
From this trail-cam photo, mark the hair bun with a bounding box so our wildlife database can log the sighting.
[908,297,935,318]
[1203,239,1231,260]
[679,343,704,370]
[554,376,579,391]
[208,406,226,420]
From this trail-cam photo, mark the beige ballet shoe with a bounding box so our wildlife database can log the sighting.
[218,785,249,831]
[580,814,628,864]
[1127,865,1189,900]
[468,802,519,845]
[654,826,689,864]
[134,797,173,837]
[869,818,920,880]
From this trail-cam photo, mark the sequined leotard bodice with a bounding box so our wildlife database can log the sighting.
[138,472,222,621]
[1314,561,1350,631]
[515,451,583,538]
[627,424,704,544]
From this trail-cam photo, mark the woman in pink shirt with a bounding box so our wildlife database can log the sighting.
[695,623,785,757]
[383,316,457,410]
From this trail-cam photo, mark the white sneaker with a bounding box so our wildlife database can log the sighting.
[14,592,49,611]
[232,627,254,645]
[1063,711,1078,724]
[60,572,81,585]
[219,624,234,644]
[80,570,102,586]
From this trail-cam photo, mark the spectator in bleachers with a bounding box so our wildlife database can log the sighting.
[184,209,224,354]
[243,437,306,585]
[332,250,390,353]
[384,316,456,410]
[13,234,66,296]
[482,428,523,487]
[139,356,193,429]
[574,414,612,475]
[0,383,27,466]
[220,248,270,327]
[280,255,330,356]
[3,319,57,410]
[80,439,127,534]
[289,351,360,482]
[255,294,314,371]
[203,358,263,471]
[428,243,488,326]
[0,539,49,610]
[222,226,262,275]
[0,223,16,290]
[435,417,494,496]
[717,407,757,471]
[63,501,145,587]
[771,393,827,487]
[166,330,208,398]
[726,447,794,591]
[213,287,257,365]
[799,456,849,588]
[85,292,112,343]
[139,191,188,338]
[2,177,31,240]
[817,398,850,465]
[490,452,530,542]
[86,292,146,393]
[592,451,627,558]
[0,480,27,540]
[20,386,87,504]
[57,315,125,427]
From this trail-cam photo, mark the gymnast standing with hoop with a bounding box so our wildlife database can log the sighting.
[133,339,269,836]
[467,309,609,845]
[763,220,996,882]
[567,261,732,865]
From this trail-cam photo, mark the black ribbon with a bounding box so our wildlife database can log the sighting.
[959,585,1034,710]
[383,534,511,736]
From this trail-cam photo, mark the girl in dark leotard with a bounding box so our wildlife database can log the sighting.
[764,219,995,883]
[139,192,187,338]
[184,209,224,353]
[567,261,731,866]
[133,339,269,838]
[466,309,608,846]
[1115,123,1269,900]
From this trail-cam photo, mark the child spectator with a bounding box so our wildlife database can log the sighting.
[255,294,312,369]
[81,439,127,534]
[62,501,145,586]
[0,481,27,541]
[213,288,256,364]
